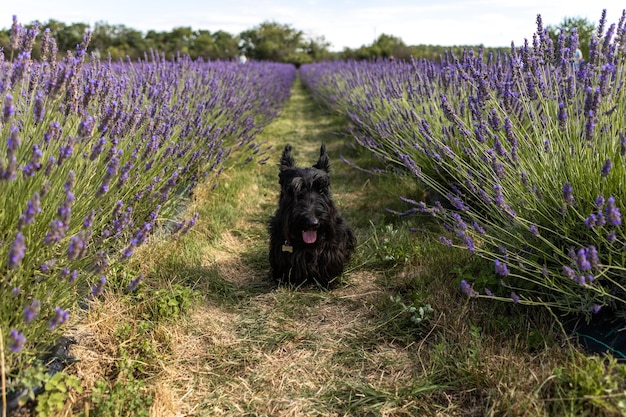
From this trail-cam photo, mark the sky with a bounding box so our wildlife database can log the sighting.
[3,0,625,51]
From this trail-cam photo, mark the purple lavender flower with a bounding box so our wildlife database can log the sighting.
[40,258,57,272]
[97,151,121,197]
[62,269,78,283]
[65,170,76,192]
[493,184,505,207]
[8,232,26,269]
[562,182,574,206]
[89,137,107,161]
[22,144,43,177]
[460,279,478,297]
[587,246,599,269]
[57,191,74,227]
[472,222,485,235]
[44,156,56,177]
[585,213,597,228]
[91,276,106,297]
[43,121,62,144]
[57,139,75,166]
[45,220,68,244]
[180,212,199,235]
[557,102,567,129]
[23,299,40,323]
[18,193,41,229]
[601,158,612,177]
[590,304,602,314]
[33,91,45,123]
[576,248,591,271]
[520,172,529,187]
[529,224,538,235]
[596,196,605,208]
[83,210,95,229]
[68,231,89,261]
[8,329,26,353]
[562,265,576,280]
[439,236,453,247]
[78,115,94,137]
[123,244,134,259]
[511,292,520,304]
[3,94,14,122]
[49,307,69,329]
[494,259,509,276]
[604,197,621,226]
[126,273,143,292]
[607,231,617,243]
[484,288,493,297]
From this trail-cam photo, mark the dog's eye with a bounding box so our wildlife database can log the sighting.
[314,178,329,194]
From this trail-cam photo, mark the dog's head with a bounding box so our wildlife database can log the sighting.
[277,144,335,245]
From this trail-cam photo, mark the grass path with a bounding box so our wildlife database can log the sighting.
[64,77,617,417]
[164,78,429,415]
[67,77,438,416]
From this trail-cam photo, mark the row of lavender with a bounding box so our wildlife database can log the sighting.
[1,18,296,376]
[301,11,626,317]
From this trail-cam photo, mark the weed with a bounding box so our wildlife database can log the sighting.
[35,372,82,417]
[546,355,626,416]
[135,284,199,322]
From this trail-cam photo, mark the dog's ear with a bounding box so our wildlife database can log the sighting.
[280,144,295,171]
[313,143,330,172]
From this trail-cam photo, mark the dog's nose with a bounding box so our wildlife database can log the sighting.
[306,218,319,228]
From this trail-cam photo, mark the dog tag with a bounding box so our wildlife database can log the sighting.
[282,242,293,253]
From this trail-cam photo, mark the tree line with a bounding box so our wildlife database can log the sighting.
[0,18,594,64]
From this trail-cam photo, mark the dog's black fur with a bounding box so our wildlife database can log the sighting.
[268,143,356,287]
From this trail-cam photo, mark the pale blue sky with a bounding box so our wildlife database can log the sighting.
[4,0,625,51]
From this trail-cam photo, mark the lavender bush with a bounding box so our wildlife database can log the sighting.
[1,17,295,379]
[301,10,626,318]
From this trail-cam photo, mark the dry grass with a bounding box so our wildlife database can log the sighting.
[47,79,626,417]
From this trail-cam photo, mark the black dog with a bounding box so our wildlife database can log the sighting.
[269,143,356,287]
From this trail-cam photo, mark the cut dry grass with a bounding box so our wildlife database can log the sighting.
[46,77,626,417]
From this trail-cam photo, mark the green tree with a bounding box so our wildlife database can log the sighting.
[211,30,239,60]
[91,22,146,60]
[302,35,332,62]
[190,29,215,59]
[239,21,304,63]
[546,17,595,62]
[371,33,406,58]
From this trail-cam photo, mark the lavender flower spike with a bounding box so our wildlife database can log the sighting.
[49,307,70,329]
[601,158,612,177]
[605,197,621,226]
[8,232,26,269]
[91,276,107,297]
[562,182,574,206]
[511,292,520,304]
[23,299,41,323]
[8,329,26,353]
[576,248,591,271]
[494,259,509,276]
[3,94,14,122]
[460,280,478,297]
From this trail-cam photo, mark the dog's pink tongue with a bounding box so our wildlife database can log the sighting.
[302,230,317,244]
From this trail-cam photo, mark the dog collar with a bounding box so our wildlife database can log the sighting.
[282,241,293,253]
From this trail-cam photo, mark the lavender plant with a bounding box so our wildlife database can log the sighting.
[301,10,626,318]
[0,17,295,381]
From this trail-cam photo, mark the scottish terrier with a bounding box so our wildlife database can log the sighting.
[268,143,356,287]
